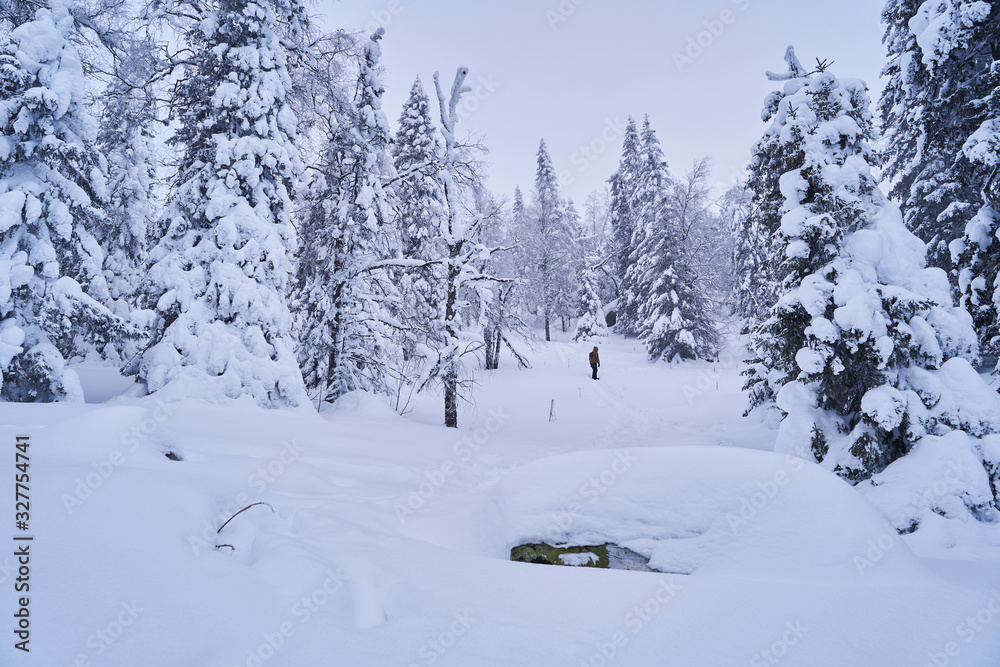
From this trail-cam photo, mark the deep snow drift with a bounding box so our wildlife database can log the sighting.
[1,334,999,666]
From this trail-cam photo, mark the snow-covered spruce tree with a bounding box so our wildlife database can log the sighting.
[528,139,577,341]
[618,116,674,336]
[293,29,400,404]
[0,3,133,402]
[138,0,309,407]
[607,117,641,288]
[953,57,1000,363]
[392,77,446,358]
[625,129,719,361]
[573,263,608,341]
[722,182,759,321]
[879,0,999,275]
[746,50,994,521]
[739,47,808,335]
[742,48,819,411]
[94,33,159,323]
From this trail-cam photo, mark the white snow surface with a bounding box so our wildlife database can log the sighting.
[3,335,999,666]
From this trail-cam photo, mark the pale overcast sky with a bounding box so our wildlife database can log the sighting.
[314,0,887,204]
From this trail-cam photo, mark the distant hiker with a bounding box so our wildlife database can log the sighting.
[589,346,600,380]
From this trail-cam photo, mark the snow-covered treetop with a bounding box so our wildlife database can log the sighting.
[766,45,808,81]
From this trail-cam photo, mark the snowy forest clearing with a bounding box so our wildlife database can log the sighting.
[3,334,999,667]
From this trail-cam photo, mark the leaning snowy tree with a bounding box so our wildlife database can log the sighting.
[138,0,310,407]
[0,2,133,402]
[746,48,997,528]
[293,29,401,405]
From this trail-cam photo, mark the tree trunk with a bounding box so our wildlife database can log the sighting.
[484,327,497,370]
[444,243,461,428]
[493,330,502,368]
[444,366,458,428]
[545,313,550,342]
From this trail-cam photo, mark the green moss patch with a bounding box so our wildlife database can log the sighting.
[510,543,610,568]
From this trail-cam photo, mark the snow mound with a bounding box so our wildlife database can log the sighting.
[323,390,400,420]
[495,446,925,581]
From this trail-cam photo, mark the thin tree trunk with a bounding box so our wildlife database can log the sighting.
[493,329,501,368]
[444,244,461,428]
[444,366,458,428]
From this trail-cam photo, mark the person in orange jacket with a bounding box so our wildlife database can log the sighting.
[589,346,600,380]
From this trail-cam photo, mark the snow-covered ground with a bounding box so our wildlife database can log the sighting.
[2,334,999,666]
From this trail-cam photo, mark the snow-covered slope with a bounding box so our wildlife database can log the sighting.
[1,335,998,666]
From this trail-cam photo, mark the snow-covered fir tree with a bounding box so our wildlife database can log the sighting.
[624,125,719,361]
[607,117,641,289]
[0,2,133,402]
[745,49,993,521]
[723,182,759,322]
[739,47,810,336]
[138,0,309,407]
[294,29,400,404]
[953,45,1000,362]
[94,33,159,323]
[528,139,576,341]
[879,0,999,274]
[743,48,819,410]
[618,116,674,336]
[573,263,608,341]
[394,77,444,260]
[392,77,446,359]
